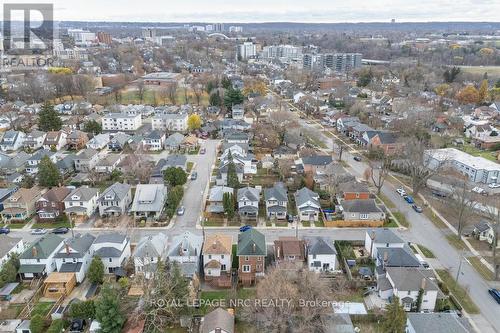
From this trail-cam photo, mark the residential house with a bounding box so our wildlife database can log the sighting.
[225,131,249,144]
[0,187,17,212]
[163,154,188,171]
[0,236,24,270]
[237,187,260,221]
[337,181,370,200]
[203,234,232,288]
[151,113,188,132]
[87,133,110,150]
[23,130,46,150]
[63,187,99,221]
[131,184,167,220]
[405,313,472,333]
[237,229,266,286]
[25,149,57,174]
[216,162,243,186]
[305,236,337,273]
[0,151,30,173]
[231,104,245,120]
[36,187,71,222]
[264,182,288,220]
[95,154,123,173]
[56,154,76,176]
[200,308,235,333]
[181,135,199,152]
[43,131,67,151]
[67,130,89,150]
[368,132,401,155]
[375,245,421,270]
[0,130,25,152]
[1,187,41,222]
[207,186,234,214]
[164,133,185,151]
[168,231,203,278]
[301,155,333,174]
[364,229,405,259]
[341,199,385,221]
[473,220,497,246]
[294,187,320,222]
[54,233,96,283]
[102,113,142,131]
[142,130,166,151]
[74,148,100,172]
[274,237,306,265]
[92,233,131,273]
[133,233,168,279]
[108,132,131,151]
[97,182,132,217]
[18,234,64,279]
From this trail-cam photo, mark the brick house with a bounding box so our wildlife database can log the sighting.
[336,181,370,201]
[237,229,266,286]
[36,187,72,222]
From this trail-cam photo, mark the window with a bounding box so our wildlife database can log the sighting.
[257,257,261,261]
[109,258,112,262]
[221,264,226,271]
[221,255,224,259]
[288,256,295,260]
[355,193,360,198]
[243,265,251,272]
[245,256,249,261]
[208,255,212,259]
[360,214,369,220]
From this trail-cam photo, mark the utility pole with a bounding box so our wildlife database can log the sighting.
[455,250,465,283]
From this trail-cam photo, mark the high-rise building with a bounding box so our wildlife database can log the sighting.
[214,23,225,32]
[142,28,156,39]
[304,52,362,72]
[229,26,243,33]
[262,45,302,63]
[238,42,257,60]
[97,32,112,45]
[67,29,96,46]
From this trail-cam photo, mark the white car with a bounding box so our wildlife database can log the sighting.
[396,188,406,196]
[31,228,47,235]
[472,187,486,195]
[488,183,500,189]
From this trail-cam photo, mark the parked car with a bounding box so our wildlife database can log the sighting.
[200,148,206,154]
[404,195,415,204]
[472,187,487,195]
[69,319,86,333]
[396,188,407,196]
[432,190,448,198]
[0,227,10,234]
[52,227,69,234]
[239,225,252,232]
[31,228,47,235]
[488,288,500,304]
[191,171,198,180]
[488,183,500,189]
[177,206,185,216]
[412,204,423,213]
[353,155,362,162]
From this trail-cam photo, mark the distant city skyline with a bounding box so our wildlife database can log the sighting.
[2,0,499,23]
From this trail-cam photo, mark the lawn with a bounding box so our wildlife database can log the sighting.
[435,269,479,314]
[391,212,409,228]
[467,256,494,281]
[383,217,398,228]
[423,209,448,229]
[302,221,311,227]
[186,162,194,173]
[458,65,500,76]
[445,235,468,251]
[377,193,396,209]
[416,244,436,258]
[31,301,55,317]
[5,223,26,229]
[204,219,225,227]
[31,221,72,229]
[457,145,498,162]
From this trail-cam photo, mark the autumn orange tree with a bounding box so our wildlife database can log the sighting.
[456,85,479,104]
[478,79,489,104]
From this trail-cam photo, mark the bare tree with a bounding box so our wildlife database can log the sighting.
[484,196,500,280]
[166,83,178,105]
[447,176,480,239]
[369,158,392,195]
[136,80,146,104]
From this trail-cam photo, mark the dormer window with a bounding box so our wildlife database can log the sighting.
[72,195,80,200]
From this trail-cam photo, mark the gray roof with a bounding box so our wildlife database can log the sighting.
[386,267,441,293]
[95,247,122,258]
[407,313,472,333]
[341,199,383,213]
[294,187,319,207]
[98,182,131,203]
[56,154,76,170]
[165,133,185,146]
[134,233,167,258]
[54,233,95,259]
[305,237,336,256]
[64,187,99,202]
[367,229,404,244]
[20,234,63,259]
[168,231,203,258]
[201,308,234,333]
[208,186,234,202]
[337,181,370,193]
[28,149,55,162]
[376,245,421,267]
[237,186,260,202]
[76,148,98,160]
[59,262,83,273]
[163,154,187,168]
[237,229,266,256]
[0,236,22,258]
[131,184,166,213]
[144,130,164,140]
[302,155,333,166]
[94,233,127,244]
[264,182,287,202]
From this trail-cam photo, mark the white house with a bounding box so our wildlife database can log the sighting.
[364,229,405,258]
[133,233,167,279]
[131,184,167,220]
[294,187,320,222]
[168,231,203,278]
[142,130,166,151]
[63,187,99,219]
[151,113,188,132]
[86,133,110,150]
[97,182,132,217]
[237,187,260,220]
[0,130,25,152]
[54,233,96,283]
[92,233,131,274]
[305,237,338,273]
[23,130,46,150]
[0,236,24,270]
[102,113,142,131]
[231,104,244,120]
[25,149,57,174]
[18,234,64,279]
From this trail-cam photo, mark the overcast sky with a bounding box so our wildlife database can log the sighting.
[4,0,500,23]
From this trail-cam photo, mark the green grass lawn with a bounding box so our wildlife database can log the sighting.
[302,221,311,227]
[457,145,498,162]
[186,162,194,173]
[383,217,398,228]
[31,221,71,229]
[31,301,55,317]
[392,212,409,228]
[467,257,494,281]
[377,193,396,209]
[436,269,479,314]
[204,219,225,227]
[445,235,468,251]
[416,244,436,258]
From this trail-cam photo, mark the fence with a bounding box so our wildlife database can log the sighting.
[324,219,384,227]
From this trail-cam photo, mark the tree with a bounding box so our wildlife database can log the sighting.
[95,284,125,333]
[221,76,232,89]
[69,299,96,320]
[443,66,460,83]
[226,152,240,189]
[136,79,146,104]
[38,101,62,131]
[166,83,178,105]
[447,177,479,239]
[83,120,102,135]
[163,167,187,187]
[223,87,244,110]
[223,192,235,218]
[484,195,500,280]
[187,114,202,131]
[209,91,222,106]
[478,79,489,103]
[0,256,19,288]
[88,256,104,284]
[356,68,373,87]
[456,85,479,105]
[381,296,406,333]
[30,314,45,333]
[369,158,391,195]
[38,156,61,187]
[166,185,184,218]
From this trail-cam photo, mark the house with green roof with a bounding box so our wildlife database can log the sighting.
[18,234,64,279]
[237,229,267,286]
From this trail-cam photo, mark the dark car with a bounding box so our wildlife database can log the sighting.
[191,171,198,180]
[239,225,252,233]
[286,214,294,223]
[412,204,423,213]
[353,156,362,162]
[69,319,86,333]
[52,227,69,234]
[0,227,10,234]
[489,288,500,304]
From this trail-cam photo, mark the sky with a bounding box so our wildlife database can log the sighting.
[2,0,500,23]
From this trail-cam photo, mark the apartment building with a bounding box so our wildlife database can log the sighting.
[102,113,142,131]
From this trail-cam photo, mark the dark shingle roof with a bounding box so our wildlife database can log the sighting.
[302,155,333,166]
[264,182,287,202]
[341,199,383,213]
[306,237,337,256]
[237,229,266,256]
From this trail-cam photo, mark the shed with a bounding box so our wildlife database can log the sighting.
[0,282,19,301]
[43,272,76,299]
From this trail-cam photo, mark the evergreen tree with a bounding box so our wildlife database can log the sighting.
[221,76,232,89]
[30,314,45,333]
[38,101,62,131]
[38,156,61,187]
[209,92,222,106]
[83,120,102,135]
[95,284,125,333]
[478,79,489,103]
[88,256,104,284]
[223,192,235,218]
[381,296,407,333]
[226,151,240,189]
[224,88,244,110]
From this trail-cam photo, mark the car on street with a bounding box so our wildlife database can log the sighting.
[404,195,415,204]
[31,228,47,235]
[52,227,69,234]
[488,288,500,304]
[396,188,407,196]
[488,183,500,189]
[200,148,206,154]
[412,204,423,213]
[353,155,362,162]
[239,225,252,232]
[177,206,185,216]
[191,171,198,180]
[0,227,10,234]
